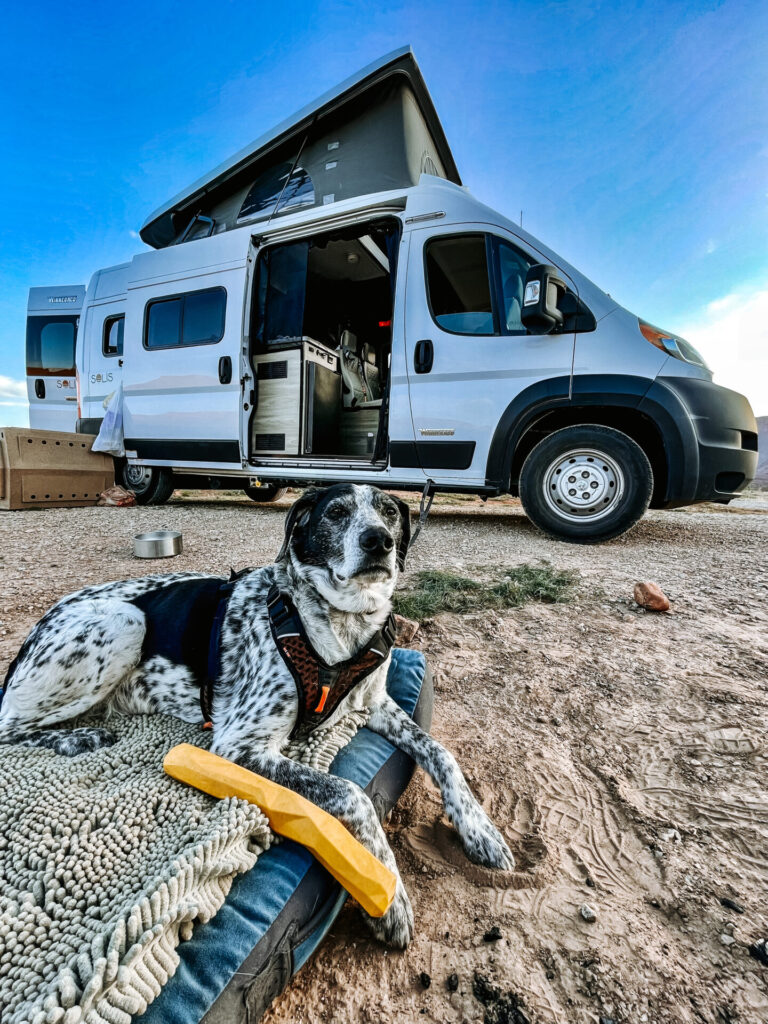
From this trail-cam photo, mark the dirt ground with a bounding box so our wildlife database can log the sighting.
[1,490,767,1024]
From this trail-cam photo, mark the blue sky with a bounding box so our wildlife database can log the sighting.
[1,0,766,420]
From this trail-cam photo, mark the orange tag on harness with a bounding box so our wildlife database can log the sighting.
[314,685,330,713]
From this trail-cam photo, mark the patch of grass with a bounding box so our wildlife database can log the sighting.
[393,563,577,621]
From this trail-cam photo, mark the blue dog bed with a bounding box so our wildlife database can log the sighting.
[134,648,432,1024]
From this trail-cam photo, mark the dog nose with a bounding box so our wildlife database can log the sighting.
[359,527,394,556]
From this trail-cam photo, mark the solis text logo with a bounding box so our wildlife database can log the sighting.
[56,379,74,388]
[48,296,79,303]
[90,372,113,384]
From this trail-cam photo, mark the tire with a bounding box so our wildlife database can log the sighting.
[119,462,175,506]
[518,424,653,543]
[243,485,288,504]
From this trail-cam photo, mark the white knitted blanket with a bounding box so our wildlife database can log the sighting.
[0,707,369,1024]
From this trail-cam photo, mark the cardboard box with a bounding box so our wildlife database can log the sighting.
[0,428,115,511]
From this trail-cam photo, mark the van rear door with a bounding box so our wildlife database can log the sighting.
[26,285,85,431]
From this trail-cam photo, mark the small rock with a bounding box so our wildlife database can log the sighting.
[748,939,768,966]
[585,876,595,888]
[720,897,745,914]
[447,972,459,992]
[600,1017,615,1024]
[394,614,420,645]
[580,904,597,922]
[720,934,735,946]
[633,581,671,612]
[483,925,503,942]
[419,971,431,989]
[660,828,681,842]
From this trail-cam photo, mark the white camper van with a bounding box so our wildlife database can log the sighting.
[29,47,758,541]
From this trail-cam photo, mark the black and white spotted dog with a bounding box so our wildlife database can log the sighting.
[0,484,513,946]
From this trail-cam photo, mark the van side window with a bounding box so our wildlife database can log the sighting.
[497,240,533,334]
[425,235,494,335]
[144,288,226,349]
[103,315,124,357]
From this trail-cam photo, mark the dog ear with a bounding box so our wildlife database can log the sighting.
[276,488,325,562]
[393,496,411,570]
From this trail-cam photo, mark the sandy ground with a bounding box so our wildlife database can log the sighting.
[1,490,767,1024]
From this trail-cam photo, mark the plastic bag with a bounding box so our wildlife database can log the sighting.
[92,383,125,457]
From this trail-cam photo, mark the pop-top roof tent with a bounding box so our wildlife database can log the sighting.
[139,46,461,249]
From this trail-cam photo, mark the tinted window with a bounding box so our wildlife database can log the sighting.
[26,315,77,375]
[239,163,315,221]
[497,241,532,333]
[146,298,182,349]
[183,289,226,345]
[144,289,225,349]
[103,315,124,357]
[425,235,494,335]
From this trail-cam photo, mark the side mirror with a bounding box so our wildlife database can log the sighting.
[520,264,567,333]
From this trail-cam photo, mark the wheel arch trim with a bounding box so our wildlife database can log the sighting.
[485,374,700,504]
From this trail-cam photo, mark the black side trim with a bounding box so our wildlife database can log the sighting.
[124,438,241,463]
[390,440,476,470]
[76,417,104,435]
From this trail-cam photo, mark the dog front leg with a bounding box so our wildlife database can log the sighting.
[367,696,514,870]
[213,741,414,948]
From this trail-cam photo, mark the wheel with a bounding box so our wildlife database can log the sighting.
[120,462,175,506]
[519,425,653,543]
[243,484,288,504]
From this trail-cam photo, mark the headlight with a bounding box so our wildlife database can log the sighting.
[639,320,709,370]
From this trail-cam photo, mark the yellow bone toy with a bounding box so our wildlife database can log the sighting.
[163,744,397,917]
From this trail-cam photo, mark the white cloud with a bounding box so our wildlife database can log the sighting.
[0,375,27,403]
[677,287,768,417]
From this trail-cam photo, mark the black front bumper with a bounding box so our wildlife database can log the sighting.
[641,376,758,505]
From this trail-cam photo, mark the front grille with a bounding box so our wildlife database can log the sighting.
[255,433,286,451]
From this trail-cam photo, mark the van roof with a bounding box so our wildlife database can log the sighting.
[139,46,460,249]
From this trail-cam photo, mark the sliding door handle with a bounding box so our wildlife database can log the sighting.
[414,339,433,374]
[218,356,232,384]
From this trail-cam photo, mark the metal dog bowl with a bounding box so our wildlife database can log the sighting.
[134,530,183,559]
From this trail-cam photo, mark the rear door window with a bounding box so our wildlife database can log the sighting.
[26,316,78,375]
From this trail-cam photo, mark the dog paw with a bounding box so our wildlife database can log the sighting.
[364,880,414,948]
[459,810,515,871]
[54,727,116,756]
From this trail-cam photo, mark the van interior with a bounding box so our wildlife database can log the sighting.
[247,219,397,464]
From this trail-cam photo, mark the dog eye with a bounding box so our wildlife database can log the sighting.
[326,505,349,520]
[382,505,398,520]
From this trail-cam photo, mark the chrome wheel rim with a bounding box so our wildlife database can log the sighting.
[124,464,153,493]
[543,448,625,522]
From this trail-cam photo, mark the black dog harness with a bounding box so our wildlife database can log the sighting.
[267,585,397,737]
[131,574,241,726]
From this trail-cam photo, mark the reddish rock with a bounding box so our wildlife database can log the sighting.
[394,614,420,645]
[633,581,670,612]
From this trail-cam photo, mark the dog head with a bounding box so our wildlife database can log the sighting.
[277,484,411,613]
